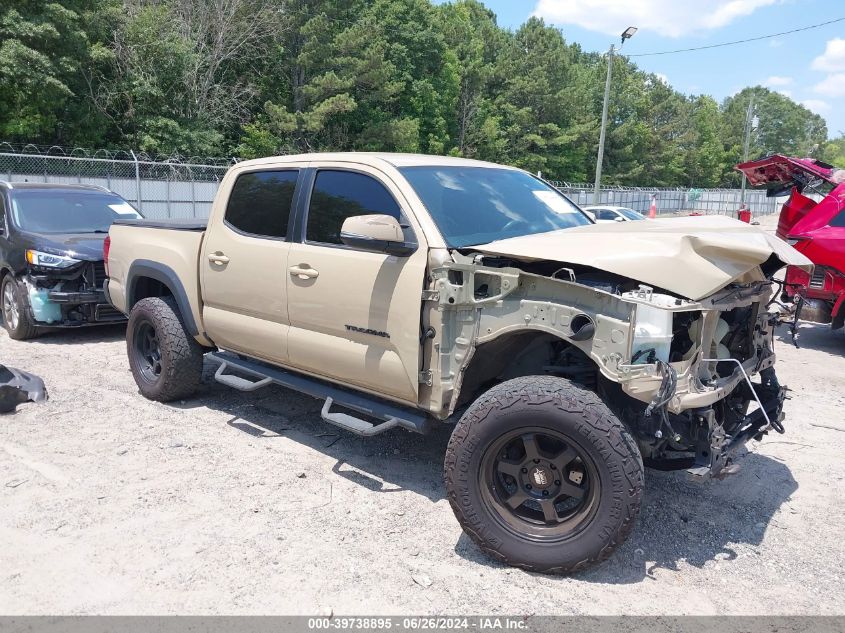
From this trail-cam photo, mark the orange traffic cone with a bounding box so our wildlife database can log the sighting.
[648,196,657,218]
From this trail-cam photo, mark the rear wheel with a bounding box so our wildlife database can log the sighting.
[2,276,38,340]
[444,375,643,574]
[127,297,204,402]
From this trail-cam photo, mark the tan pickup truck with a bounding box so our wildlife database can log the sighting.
[105,152,811,573]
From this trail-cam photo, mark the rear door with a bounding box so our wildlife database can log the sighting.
[285,164,428,404]
[201,167,302,364]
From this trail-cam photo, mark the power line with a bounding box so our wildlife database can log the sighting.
[627,16,845,57]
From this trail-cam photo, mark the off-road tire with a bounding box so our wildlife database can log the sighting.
[1,276,38,340]
[444,375,643,574]
[127,296,203,402]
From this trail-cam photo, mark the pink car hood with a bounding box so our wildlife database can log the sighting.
[473,215,813,301]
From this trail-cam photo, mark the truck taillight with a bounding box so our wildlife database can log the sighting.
[103,236,111,277]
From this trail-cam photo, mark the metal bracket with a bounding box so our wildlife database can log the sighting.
[701,357,772,430]
[421,289,440,302]
[418,370,433,386]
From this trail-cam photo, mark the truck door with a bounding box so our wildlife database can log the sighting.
[286,165,428,404]
[201,168,301,364]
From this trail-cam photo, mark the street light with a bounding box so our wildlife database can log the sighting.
[593,26,637,204]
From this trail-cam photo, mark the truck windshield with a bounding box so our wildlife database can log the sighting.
[10,190,141,234]
[399,166,591,247]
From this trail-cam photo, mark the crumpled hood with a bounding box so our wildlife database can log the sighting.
[472,215,813,301]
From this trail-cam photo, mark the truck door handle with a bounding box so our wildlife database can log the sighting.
[208,253,230,264]
[289,264,319,279]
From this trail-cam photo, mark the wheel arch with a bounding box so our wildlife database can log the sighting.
[453,327,599,412]
[126,260,199,336]
[0,266,14,284]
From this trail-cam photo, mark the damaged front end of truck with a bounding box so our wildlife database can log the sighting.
[421,215,812,478]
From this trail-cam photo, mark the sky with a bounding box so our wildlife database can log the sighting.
[433,0,845,139]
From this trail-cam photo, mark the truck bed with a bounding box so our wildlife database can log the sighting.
[106,221,208,344]
[113,218,207,231]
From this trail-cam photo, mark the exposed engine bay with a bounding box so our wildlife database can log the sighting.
[422,249,789,479]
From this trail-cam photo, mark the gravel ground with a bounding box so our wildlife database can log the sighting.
[2,222,845,615]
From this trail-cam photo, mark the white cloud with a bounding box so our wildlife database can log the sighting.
[801,99,831,115]
[814,73,845,97]
[655,72,669,84]
[811,38,845,73]
[776,89,792,98]
[763,75,792,87]
[531,0,777,38]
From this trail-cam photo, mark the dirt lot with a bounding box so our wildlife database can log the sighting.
[3,236,845,616]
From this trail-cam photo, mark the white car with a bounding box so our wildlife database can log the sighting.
[584,205,647,223]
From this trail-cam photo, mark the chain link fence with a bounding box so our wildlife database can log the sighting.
[0,144,231,219]
[1,145,783,220]
[549,182,782,216]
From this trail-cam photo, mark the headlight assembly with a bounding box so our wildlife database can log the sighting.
[25,249,81,269]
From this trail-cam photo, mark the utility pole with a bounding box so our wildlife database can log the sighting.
[593,26,637,204]
[740,95,755,206]
[593,44,614,205]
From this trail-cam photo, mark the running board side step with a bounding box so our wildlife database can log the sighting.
[210,351,432,436]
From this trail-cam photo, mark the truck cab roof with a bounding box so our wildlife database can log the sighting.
[233,152,518,171]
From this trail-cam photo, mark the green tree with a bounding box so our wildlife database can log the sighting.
[0,1,117,144]
[478,18,583,176]
[1,0,837,184]
[684,96,726,187]
[436,0,501,157]
[88,0,280,156]
[241,0,458,156]
[820,135,845,167]
[720,87,829,185]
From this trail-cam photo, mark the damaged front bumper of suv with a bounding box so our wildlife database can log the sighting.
[24,260,125,327]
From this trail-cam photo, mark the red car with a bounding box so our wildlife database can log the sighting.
[736,154,845,330]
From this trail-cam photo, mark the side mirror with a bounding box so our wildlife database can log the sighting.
[614,216,625,222]
[340,214,416,256]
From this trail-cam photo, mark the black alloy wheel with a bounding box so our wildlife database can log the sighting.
[480,427,600,541]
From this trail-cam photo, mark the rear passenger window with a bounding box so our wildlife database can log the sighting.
[596,208,616,220]
[306,170,401,245]
[830,210,845,227]
[225,170,298,238]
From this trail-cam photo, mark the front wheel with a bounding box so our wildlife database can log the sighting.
[127,296,204,402]
[2,276,38,340]
[444,375,643,574]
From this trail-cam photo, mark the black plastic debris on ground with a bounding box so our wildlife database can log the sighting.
[0,364,47,413]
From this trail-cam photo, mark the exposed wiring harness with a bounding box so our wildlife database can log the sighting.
[645,360,679,440]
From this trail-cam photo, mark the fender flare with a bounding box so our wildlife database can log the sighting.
[126,259,198,336]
